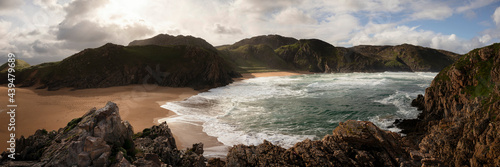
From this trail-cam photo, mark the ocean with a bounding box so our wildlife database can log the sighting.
[159,72,436,149]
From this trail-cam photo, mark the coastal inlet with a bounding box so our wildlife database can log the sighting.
[159,72,436,148]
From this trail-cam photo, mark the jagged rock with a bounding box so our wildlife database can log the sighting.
[111,152,133,167]
[207,158,225,167]
[0,129,57,161]
[133,122,182,166]
[181,143,206,167]
[30,101,135,166]
[225,120,420,167]
[398,43,500,166]
[1,102,209,167]
[226,140,287,166]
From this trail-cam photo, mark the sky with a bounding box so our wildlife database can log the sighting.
[1,0,500,65]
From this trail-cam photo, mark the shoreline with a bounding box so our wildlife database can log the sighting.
[161,71,311,157]
[0,71,309,154]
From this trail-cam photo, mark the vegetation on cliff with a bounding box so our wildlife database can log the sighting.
[0,43,240,90]
[398,43,500,166]
[219,35,460,73]
[0,59,30,72]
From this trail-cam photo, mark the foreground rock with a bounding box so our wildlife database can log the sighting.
[220,120,419,167]
[397,43,500,166]
[0,102,206,167]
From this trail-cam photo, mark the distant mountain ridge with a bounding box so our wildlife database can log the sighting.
[217,35,461,73]
[129,34,216,51]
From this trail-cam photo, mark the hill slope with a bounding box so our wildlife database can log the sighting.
[398,43,500,166]
[352,44,460,71]
[219,35,460,73]
[0,59,30,72]
[129,34,216,51]
[0,43,240,90]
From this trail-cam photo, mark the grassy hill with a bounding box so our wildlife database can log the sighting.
[0,59,31,72]
[220,34,461,73]
[0,43,240,90]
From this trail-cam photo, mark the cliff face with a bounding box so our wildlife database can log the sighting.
[4,43,240,90]
[398,43,500,166]
[275,39,387,72]
[352,44,460,72]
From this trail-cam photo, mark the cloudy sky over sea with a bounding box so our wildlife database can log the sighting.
[1,0,500,64]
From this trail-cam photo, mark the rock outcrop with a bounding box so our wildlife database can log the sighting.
[397,43,500,166]
[221,120,420,167]
[0,102,207,167]
[4,43,240,90]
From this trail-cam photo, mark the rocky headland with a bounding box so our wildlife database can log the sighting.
[396,43,500,166]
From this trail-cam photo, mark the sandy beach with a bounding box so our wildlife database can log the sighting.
[0,71,308,153]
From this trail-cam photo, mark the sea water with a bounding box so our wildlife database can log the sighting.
[159,72,436,149]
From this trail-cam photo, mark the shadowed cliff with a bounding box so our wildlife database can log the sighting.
[0,43,240,90]
[397,43,500,166]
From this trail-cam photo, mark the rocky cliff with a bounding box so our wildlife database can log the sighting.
[0,102,207,167]
[2,43,240,90]
[351,44,460,72]
[397,43,500,166]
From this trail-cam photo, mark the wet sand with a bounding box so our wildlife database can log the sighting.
[0,71,310,154]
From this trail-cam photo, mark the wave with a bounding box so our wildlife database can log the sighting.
[159,72,436,149]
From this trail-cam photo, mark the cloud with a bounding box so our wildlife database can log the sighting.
[0,0,24,11]
[64,0,109,21]
[456,0,497,13]
[348,25,484,54]
[410,2,453,20]
[494,6,500,25]
[274,7,317,25]
[212,24,242,34]
[57,20,109,43]
[34,0,63,11]
[321,0,404,13]
[1,0,500,65]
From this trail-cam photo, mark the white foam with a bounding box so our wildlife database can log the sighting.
[159,72,437,149]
